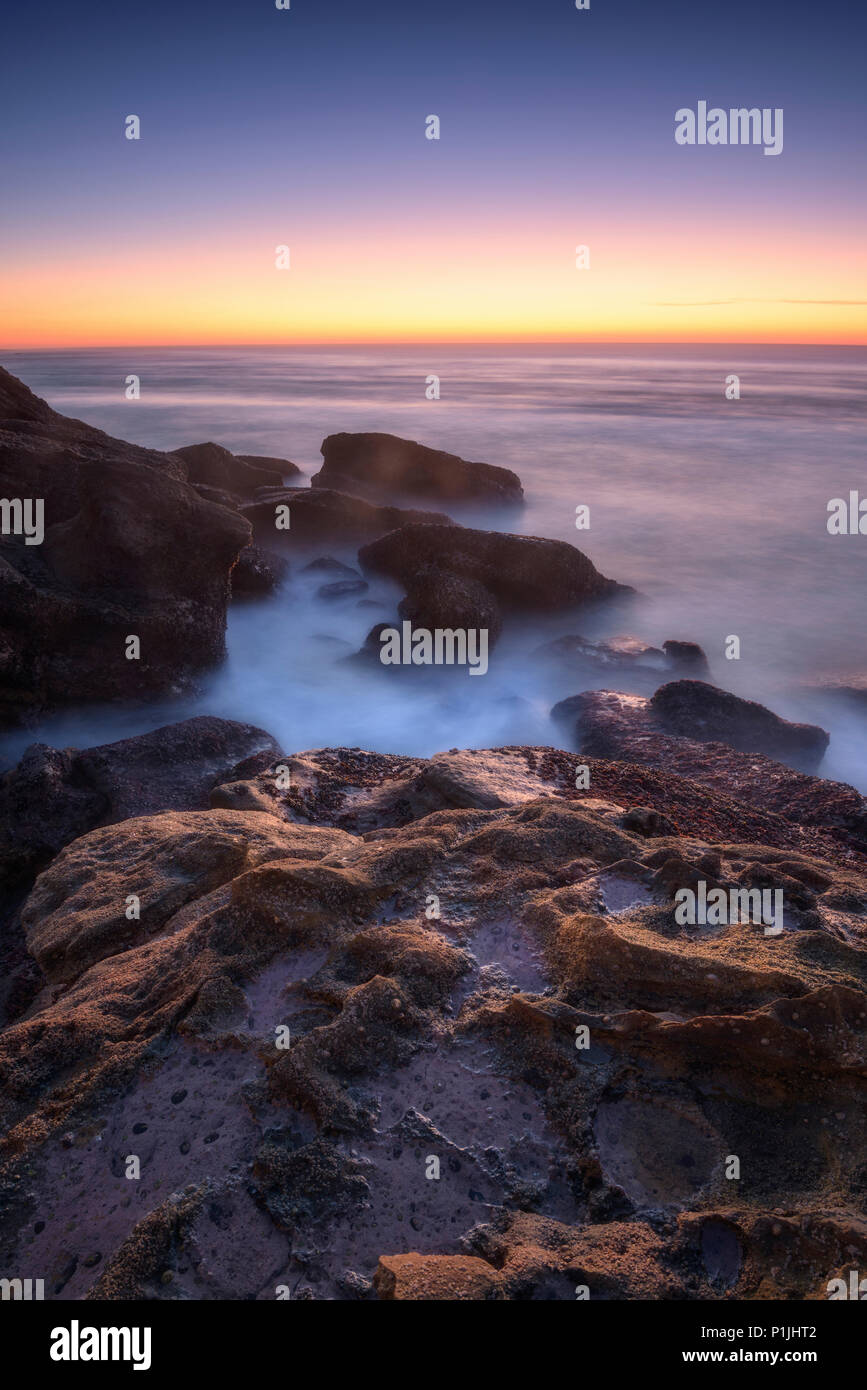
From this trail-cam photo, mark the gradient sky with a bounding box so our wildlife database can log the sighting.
[1,0,865,346]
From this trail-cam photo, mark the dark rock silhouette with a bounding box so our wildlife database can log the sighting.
[241,487,454,547]
[173,442,300,496]
[313,431,523,503]
[360,522,629,611]
[0,369,251,725]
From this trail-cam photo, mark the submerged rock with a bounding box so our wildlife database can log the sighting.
[397,566,503,646]
[535,634,709,678]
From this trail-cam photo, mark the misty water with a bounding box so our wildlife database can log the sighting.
[3,345,866,788]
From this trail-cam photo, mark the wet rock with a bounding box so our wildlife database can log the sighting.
[236,453,303,482]
[536,634,707,679]
[313,431,523,504]
[0,716,283,908]
[650,680,829,769]
[791,672,867,711]
[231,543,290,597]
[360,523,630,612]
[662,640,709,675]
[397,566,502,646]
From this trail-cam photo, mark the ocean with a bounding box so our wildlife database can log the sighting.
[3,344,866,788]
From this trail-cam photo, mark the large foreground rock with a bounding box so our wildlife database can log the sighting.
[313,431,523,504]
[0,368,251,724]
[1,745,865,1299]
[359,523,629,611]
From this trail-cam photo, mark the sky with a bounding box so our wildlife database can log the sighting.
[1,0,865,347]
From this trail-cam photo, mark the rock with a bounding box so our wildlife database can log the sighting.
[554,690,867,848]
[374,1252,503,1300]
[0,368,251,724]
[236,453,303,482]
[312,431,523,504]
[537,633,667,669]
[21,808,354,985]
[650,680,829,769]
[172,443,296,496]
[240,488,455,547]
[190,483,242,510]
[359,523,629,612]
[0,716,281,892]
[72,717,282,823]
[662,640,710,675]
[317,579,369,600]
[0,744,107,893]
[0,366,186,522]
[231,543,290,597]
[397,566,502,645]
[2,744,866,1299]
[536,634,709,680]
[301,556,360,578]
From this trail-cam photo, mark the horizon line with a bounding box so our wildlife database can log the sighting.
[4,338,867,353]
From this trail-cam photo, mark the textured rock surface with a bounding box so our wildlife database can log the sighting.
[555,690,867,849]
[397,566,503,647]
[2,738,865,1301]
[231,543,290,597]
[650,680,829,769]
[0,717,281,894]
[313,431,523,504]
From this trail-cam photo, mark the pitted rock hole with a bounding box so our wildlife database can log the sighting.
[594,1096,719,1208]
[700,1219,742,1289]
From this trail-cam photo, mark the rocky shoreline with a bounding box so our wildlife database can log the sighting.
[1,367,865,1301]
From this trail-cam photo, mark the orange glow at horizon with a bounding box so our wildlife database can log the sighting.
[3,220,865,349]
